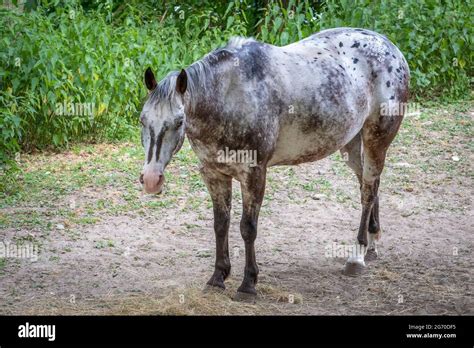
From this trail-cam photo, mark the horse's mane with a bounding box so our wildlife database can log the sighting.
[148,36,256,108]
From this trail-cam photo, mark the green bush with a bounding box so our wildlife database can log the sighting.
[0,1,246,155]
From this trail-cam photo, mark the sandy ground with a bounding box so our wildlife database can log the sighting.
[0,106,472,315]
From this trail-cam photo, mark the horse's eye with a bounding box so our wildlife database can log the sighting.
[175,119,183,128]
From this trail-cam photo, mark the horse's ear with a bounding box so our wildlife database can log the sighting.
[144,67,157,91]
[176,69,187,95]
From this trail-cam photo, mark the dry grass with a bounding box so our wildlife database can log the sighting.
[5,280,304,315]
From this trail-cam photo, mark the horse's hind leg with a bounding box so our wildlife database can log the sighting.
[344,115,403,276]
[340,132,380,262]
[365,178,381,262]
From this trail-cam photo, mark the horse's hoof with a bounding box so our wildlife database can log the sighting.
[364,248,378,262]
[343,261,366,277]
[233,291,257,303]
[205,273,227,291]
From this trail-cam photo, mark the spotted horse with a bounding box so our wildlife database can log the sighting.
[138,27,410,301]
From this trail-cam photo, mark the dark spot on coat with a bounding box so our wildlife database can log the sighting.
[386,81,391,87]
[388,66,393,73]
[351,41,360,48]
[238,42,269,81]
[339,42,343,47]
[385,51,390,55]
[338,64,345,70]
[392,54,396,58]
[154,127,165,162]
[352,58,359,64]
[396,68,401,73]
[147,127,155,164]
[390,95,395,100]
[363,44,367,47]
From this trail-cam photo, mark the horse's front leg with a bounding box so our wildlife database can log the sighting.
[200,166,232,290]
[234,166,266,301]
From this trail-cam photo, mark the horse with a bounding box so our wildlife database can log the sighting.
[138,27,409,301]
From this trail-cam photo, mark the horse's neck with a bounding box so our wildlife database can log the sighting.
[183,56,234,140]
[183,69,216,127]
[183,86,206,140]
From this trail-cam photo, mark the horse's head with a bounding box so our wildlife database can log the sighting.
[139,67,187,194]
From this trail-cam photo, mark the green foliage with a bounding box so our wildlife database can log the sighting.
[0,1,247,162]
[0,0,472,175]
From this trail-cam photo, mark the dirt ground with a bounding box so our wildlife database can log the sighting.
[0,104,472,315]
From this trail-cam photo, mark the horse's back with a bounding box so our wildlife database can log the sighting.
[278,27,410,109]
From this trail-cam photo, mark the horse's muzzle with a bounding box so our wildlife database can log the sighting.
[141,170,164,194]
